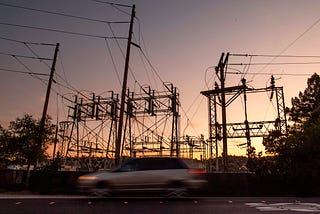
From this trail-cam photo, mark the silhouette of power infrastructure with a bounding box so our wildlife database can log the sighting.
[26,4,287,172]
[201,52,288,172]
[57,83,198,167]
[54,5,206,170]
[57,83,207,170]
[0,3,293,172]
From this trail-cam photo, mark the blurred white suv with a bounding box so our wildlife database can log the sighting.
[77,157,207,197]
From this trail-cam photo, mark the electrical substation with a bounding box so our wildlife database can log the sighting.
[51,7,289,172]
[201,53,287,171]
[0,3,291,173]
[57,83,207,170]
[55,52,288,172]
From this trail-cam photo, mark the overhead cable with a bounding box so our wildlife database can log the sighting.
[90,0,132,16]
[229,61,320,66]
[0,22,127,39]
[104,38,122,85]
[12,55,48,83]
[0,68,49,76]
[0,52,52,61]
[254,15,320,78]
[0,2,129,24]
[0,36,55,46]
[227,71,314,76]
[106,23,143,91]
[138,48,165,84]
[231,53,320,58]
[24,43,51,68]
[90,0,132,8]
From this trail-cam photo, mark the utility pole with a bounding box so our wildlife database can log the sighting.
[36,43,59,168]
[115,5,135,165]
[40,43,59,130]
[215,52,229,172]
[214,95,219,171]
[242,78,252,158]
[29,42,58,188]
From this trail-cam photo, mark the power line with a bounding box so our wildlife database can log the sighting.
[138,48,165,84]
[132,17,163,87]
[132,26,180,115]
[204,66,215,89]
[252,15,320,79]
[0,2,129,24]
[110,4,131,16]
[0,22,127,39]
[89,0,132,8]
[233,15,320,82]
[180,105,201,137]
[241,55,252,80]
[0,68,49,76]
[106,23,125,60]
[231,53,320,58]
[136,45,155,89]
[129,23,166,86]
[228,53,320,79]
[57,51,70,87]
[54,51,88,99]
[0,36,55,46]
[12,55,48,83]
[133,27,162,90]
[227,71,314,76]
[103,38,122,86]
[3,47,52,82]
[0,40,84,99]
[280,16,320,58]
[24,43,51,68]
[90,0,132,16]
[53,50,83,100]
[0,52,52,61]
[229,61,320,66]
[106,22,144,91]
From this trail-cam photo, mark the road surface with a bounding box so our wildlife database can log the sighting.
[1,194,320,213]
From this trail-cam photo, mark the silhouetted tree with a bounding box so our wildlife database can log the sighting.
[0,114,55,168]
[288,73,320,131]
[260,73,320,176]
[0,125,13,165]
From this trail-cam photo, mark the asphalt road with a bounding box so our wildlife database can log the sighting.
[1,195,320,214]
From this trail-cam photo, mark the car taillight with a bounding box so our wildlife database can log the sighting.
[188,169,206,174]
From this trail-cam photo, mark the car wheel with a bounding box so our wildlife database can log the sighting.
[89,181,112,197]
[165,181,189,198]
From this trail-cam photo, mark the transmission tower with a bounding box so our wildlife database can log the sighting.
[122,83,181,157]
[201,52,288,172]
[57,91,119,169]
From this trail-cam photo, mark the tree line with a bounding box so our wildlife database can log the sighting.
[248,73,320,177]
[0,115,55,170]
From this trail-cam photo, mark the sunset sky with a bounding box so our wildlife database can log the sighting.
[1,0,320,156]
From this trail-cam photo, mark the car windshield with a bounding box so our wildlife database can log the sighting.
[112,158,188,172]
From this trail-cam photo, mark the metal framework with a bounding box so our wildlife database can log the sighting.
[52,5,206,170]
[58,92,119,168]
[56,82,206,170]
[201,85,287,160]
[123,83,180,157]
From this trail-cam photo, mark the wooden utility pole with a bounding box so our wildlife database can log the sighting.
[31,42,58,186]
[40,43,59,130]
[115,5,135,165]
[241,78,251,148]
[216,52,229,172]
[37,42,59,164]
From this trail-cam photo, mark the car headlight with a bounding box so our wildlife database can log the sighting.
[78,176,97,181]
